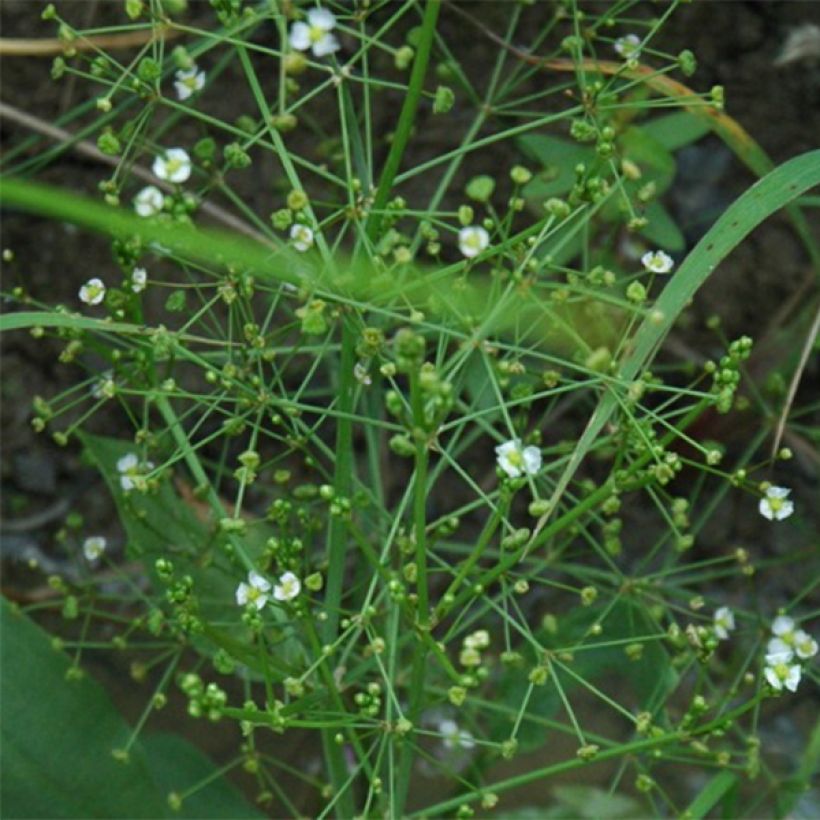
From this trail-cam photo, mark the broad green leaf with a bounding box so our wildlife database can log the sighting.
[142,734,262,819]
[0,597,260,819]
[518,134,597,199]
[641,111,711,152]
[618,126,676,194]
[639,200,686,251]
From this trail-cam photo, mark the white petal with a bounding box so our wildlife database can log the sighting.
[764,666,782,690]
[117,453,138,472]
[758,498,774,520]
[174,80,193,101]
[522,446,542,475]
[253,593,269,611]
[773,499,794,521]
[248,570,271,592]
[312,33,340,57]
[767,637,790,655]
[289,22,312,51]
[236,582,250,606]
[766,486,790,499]
[772,615,795,636]
[307,7,336,30]
[784,665,802,692]
[765,649,794,666]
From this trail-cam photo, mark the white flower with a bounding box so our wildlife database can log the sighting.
[117,452,154,492]
[91,373,116,400]
[794,630,818,660]
[458,225,490,258]
[82,536,107,561]
[289,7,341,57]
[290,224,314,252]
[131,267,148,293]
[134,185,165,217]
[273,571,301,602]
[79,277,106,306]
[174,65,206,101]
[764,650,802,693]
[438,719,475,750]
[495,439,541,478]
[152,147,192,184]
[641,250,674,274]
[235,570,272,610]
[614,34,641,58]
[353,361,372,386]
[713,606,735,640]
[758,486,794,521]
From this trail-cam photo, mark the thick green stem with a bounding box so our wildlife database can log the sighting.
[364,0,441,245]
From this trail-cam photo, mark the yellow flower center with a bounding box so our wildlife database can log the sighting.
[507,449,523,467]
[309,25,326,44]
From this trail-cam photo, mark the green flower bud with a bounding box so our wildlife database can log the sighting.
[433,85,455,114]
[466,175,495,203]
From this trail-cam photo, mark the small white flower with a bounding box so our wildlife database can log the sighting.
[764,650,802,693]
[794,630,818,660]
[152,147,192,184]
[131,267,148,293]
[353,361,372,386]
[82,536,107,561]
[289,7,341,57]
[713,606,735,640]
[134,185,165,217]
[495,439,541,479]
[758,486,794,521]
[174,65,206,101]
[614,34,641,58]
[273,571,301,602]
[235,570,272,610]
[117,452,154,492]
[458,225,490,258]
[91,373,116,400]
[79,277,106,306]
[290,224,315,252]
[641,250,674,274]
[438,719,475,750]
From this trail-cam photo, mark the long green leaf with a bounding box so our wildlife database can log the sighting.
[0,597,261,819]
[683,770,738,820]
[535,148,820,542]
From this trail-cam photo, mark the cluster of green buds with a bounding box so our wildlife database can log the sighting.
[354,682,382,718]
[459,629,490,669]
[706,336,753,414]
[179,672,227,721]
[234,448,260,484]
[568,163,610,207]
[155,558,202,635]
